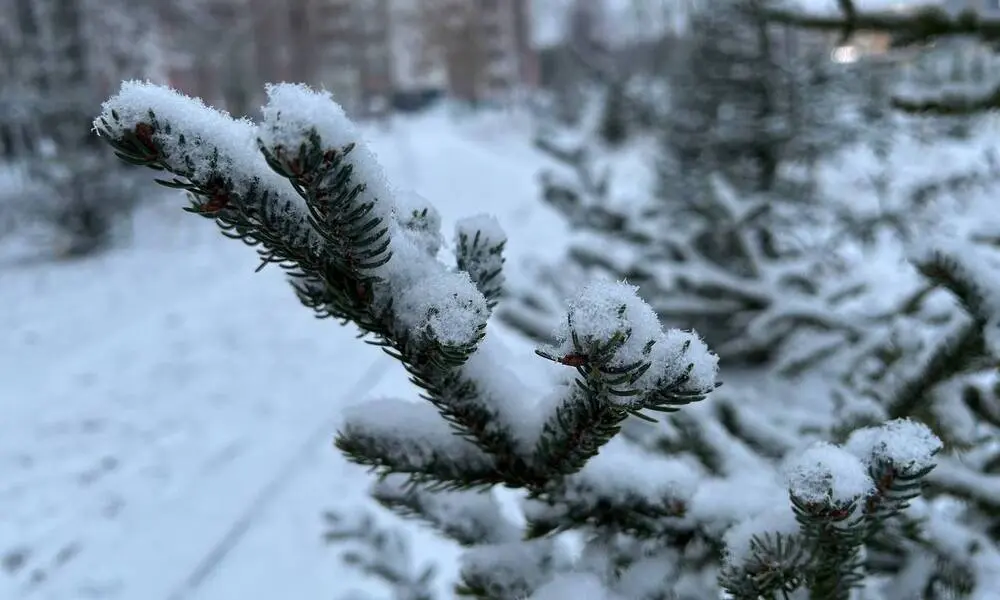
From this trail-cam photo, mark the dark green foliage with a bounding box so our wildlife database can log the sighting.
[718,533,808,597]
[791,495,867,599]
[0,0,157,258]
[91,83,729,598]
[455,229,505,311]
[763,0,1000,115]
[323,511,437,600]
[598,83,629,148]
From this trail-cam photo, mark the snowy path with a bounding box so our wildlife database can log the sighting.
[1,204,393,599]
[1,114,561,599]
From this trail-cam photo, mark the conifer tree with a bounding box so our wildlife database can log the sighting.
[0,0,160,256]
[90,80,1000,599]
[500,0,869,366]
[762,0,1000,115]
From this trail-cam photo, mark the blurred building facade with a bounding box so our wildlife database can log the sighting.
[158,0,537,118]
[390,0,537,108]
[309,0,394,117]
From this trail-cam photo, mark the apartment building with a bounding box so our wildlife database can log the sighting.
[388,0,537,106]
[159,0,302,114]
[303,0,537,114]
[451,0,537,104]
[310,0,394,117]
[159,0,537,118]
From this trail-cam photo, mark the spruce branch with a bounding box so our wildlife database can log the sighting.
[523,485,689,541]
[91,85,723,600]
[95,85,542,471]
[522,448,692,540]
[455,216,507,311]
[884,244,1000,419]
[719,533,808,599]
[789,488,867,599]
[371,475,520,547]
[787,444,874,600]
[762,2,1000,114]
[762,3,1000,48]
[913,246,1000,324]
[456,540,560,600]
[530,281,719,480]
[323,511,438,600]
[845,419,943,557]
[724,421,944,599]
[891,84,1000,115]
[336,399,503,491]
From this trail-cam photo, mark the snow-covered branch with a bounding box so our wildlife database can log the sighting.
[92,80,722,598]
[763,1,1000,114]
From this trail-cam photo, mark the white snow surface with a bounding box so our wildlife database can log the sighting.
[2,107,568,600]
[845,418,943,474]
[570,436,702,506]
[94,80,307,219]
[551,279,719,401]
[529,572,620,600]
[783,442,875,505]
[722,504,801,567]
[455,214,507,248]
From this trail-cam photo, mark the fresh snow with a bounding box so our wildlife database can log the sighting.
[550,279,719,401]
[1,108,565,600]
[530,572,619,600]
[95,81,306,219]
[722,504,801,567]
[395,190,444,256]
[393,267,489,347]
[845,418,943,473]
[259,83,398,263]
[783,442,875,505]
[339,397,495,474]
[566,436,702,507]
[455,214,507,249]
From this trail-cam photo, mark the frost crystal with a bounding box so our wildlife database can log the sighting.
[94,80,297,207]
[258,83,396,254]
[783,442,874,505]
[845,418,942,473]
[551,279,719,399]
[393,269,488,346]
[395,189,444,257]
[455,214,507,248]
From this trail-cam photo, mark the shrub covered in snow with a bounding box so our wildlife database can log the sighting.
[91,81,998,599]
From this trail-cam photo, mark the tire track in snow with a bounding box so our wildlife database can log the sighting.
[2,239,312,596]
[162,355,393,600]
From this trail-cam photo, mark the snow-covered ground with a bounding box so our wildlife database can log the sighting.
[6,98,1000,599]
[0,110,567,600]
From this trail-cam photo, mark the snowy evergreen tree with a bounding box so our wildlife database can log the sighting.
[500,0,873,366]
[89,80,1000,598]
[665,0,793,194]
[0,0,161,256]
[763,0,1000,115]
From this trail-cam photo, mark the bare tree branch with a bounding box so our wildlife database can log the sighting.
[764,3,1000,47]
